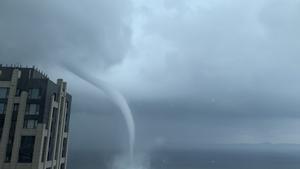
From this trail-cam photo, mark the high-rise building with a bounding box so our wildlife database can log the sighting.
[0,65,72,169]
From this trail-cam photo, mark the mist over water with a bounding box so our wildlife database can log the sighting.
[63,64,135,160]
[111,153,150,169]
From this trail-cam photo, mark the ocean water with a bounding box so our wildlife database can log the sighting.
[68,145,300,169]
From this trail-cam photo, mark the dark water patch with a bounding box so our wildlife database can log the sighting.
[68,145,300,169]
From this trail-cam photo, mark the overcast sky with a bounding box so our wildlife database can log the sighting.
[1,0,300,152]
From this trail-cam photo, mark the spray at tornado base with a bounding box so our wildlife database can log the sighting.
[63,63,135,161]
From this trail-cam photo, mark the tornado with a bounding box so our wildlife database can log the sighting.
[63,64,135,160]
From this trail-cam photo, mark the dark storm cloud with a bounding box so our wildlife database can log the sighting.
[121,0,300,100]
[0,0,132,69]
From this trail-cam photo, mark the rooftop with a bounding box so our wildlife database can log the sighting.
[0,64,49,80]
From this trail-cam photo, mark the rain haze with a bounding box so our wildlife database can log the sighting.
[1,0,300,169]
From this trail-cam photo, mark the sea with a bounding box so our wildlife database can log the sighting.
[68,144,300,169]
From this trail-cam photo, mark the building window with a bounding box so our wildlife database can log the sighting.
[53,93,57,101]
[0,118,4,127]
[25,104,40,115]
[0,128,3,140]
[15,88,21,96]
[13,103,19,112]
[41,136,47,162]
[61,163,65,169]
[18,136,35,163]
[4,102,18,163]
[23,119,38,129]
[11,103,19,121]
[28,89,40,99]
[0,118,4,140]
[47,108,57,161]
[62,138,68,158]
[5,141,13,162]
[0,103,6,114]
[0,88,9,99]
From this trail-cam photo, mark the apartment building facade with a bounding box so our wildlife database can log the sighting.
[0,65,72,169]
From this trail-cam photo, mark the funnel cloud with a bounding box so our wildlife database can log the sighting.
[63,63,135,159]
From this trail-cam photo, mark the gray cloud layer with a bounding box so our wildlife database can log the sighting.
[1,0,300,151]
[0,0,132,69]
